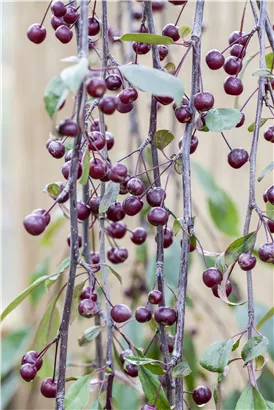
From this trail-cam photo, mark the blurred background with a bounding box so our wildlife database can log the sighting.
[1,1,274,409]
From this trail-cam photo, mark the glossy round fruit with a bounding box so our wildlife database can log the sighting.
[87,77,106,98]
[51,1,66,17]
[80,286,92,300]
[106,202,125,222]
[111,304,132,323]
[58,119,79,137]
[24,214,46,236]
[175,105,193,123]
[224,56,242,75]
[205,49,225,70]
[77,201,90,221]
[212,281,232,298]
[148,290,163,305]
[78,299,98,318]
[32,209,51,226]
[147,207,169,226]
[228,30,248,46]
[27,24,46,44]
[264,126,274,143]
[105,74,122,91]
[258,242,274,263]
[190,135,199,154]
[48,141,65,159]
[116,101,134,114]
[119,349,133,364]
[135,306,152,323]
[158,45,169,61]
[55,25,73,43]
[118,88,138,104]
[89,197,100,215]
[89,158,107,180]
[267,219,274,233]
[230,43,246,58]
[194,92,214,112]
[51,16,67,30]
[62,160,82,180]
[132,42,151,55]
[192,386,212,405]
[22,351,43,371]
[123,196,143,216]
[202,268,222,288]
[238,253,257,271]
[67,234,82,248]
[125,363,138,377]
[107,221,127,239]
[106,132,115,150]
[154,306,177,326]
[146,188,166,207]
[236,113,245,128]
[162,227,173,248]
[63,6,79,24]
[40,377,57,398]
[266,186,274,205]
[119,174,131,195]
[224,77,243,96]
[162,24,180,42]
[90,251,100,265]
[108,163,128,183]
[127,178,145,196]
[88,131,106,151]
[168,0,188,4]
[20,364,37,382]
[228,148,249,169]
[155,95,174,105]
[131,227,147,245]
[88,16,100,36]
[98,95,119,115]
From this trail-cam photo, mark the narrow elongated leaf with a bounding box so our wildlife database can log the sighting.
[99,181,120,213]
[138,365,171,410]
[257,307,274,330]
[252,68,274,78]
[78,326,101,347]
[173,218,184,235]
[60,57,89,93]
[235,384,267,410]
[90,399,103,410]
[206,108,242,132]
[248,118,269,132]
[218,264,246,306]
[265,52,274,70]
[172,361,192,378]
[45,257,70,288]
[241,336,268,363]
[125,356,161,366]
[119,64,184,106]
[119,33,173,44]
[79,147,91,185]
[224,232,256,266]
[179,26,191,38]
[145,363,166,375]
[154,129,174,150]
[64,374,91,410]
[44,75,69,118]
[200,339,233,373]
[258,161,274,182]
[70,280,86,324]
[107,265,123,284]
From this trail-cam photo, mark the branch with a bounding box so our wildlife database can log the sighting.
[55,2,89,409]
[243,0,267,387]
[255,0,274,51]
[144,1,174,403]
[172,2,204,409]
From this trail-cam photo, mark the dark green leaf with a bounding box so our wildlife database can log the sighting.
[265,52,274,70]
[248,118,269,132]
[179,26,191,38]
[70,280,86,324]
[79,147,91,185]
[60,57,89,93]
[214,386,219,406]
[200,339,233,373]
[224,231,256,266]
[257,307,274,330]
[145,363,166,375]
[235,384,267,410]
[45,183,61,198]
[1,327,31,378]
[174,156,182,174]
[232,336,241,352]
[78,326,101,347]
[206,108,242,132]
[241,336,268,363]
[154,129,174,150]
[119,33,173,44]
[64,374,91,410]
[172,361,192,378]
[107,265,123,284]
[138,365,171,410]
[172,218,184,235]
[119,64,184,106]
[44,75,69,118]
[99,181,120,213]
[258,161,274,182]
[252,68,274,78]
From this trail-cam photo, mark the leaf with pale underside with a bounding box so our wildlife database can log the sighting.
[119,33,173,45]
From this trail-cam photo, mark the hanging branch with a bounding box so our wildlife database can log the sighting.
[143,1,174,403]
[172,2,205,410]
[55,2,89,409]
[255,0,274,50]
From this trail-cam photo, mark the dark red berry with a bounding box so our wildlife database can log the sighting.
[205,49,225,70]
[258,242,274,263]
[194,92,214,112]
[119,174,131,195]
[267,186,274,204]
[20,364,37,382]
[127,178,145,196]
[48,141,65,159]
[55,25,73,43]
[175,105,193,123]
[224,56,242,75]
[90,251,100,265]
[87,77,106,98]
[146,188,166,207]
[236,113,245,128]
[62,160,82,180]
[154,306,177,326]
[107,221,127,239]
[77,201,90,221]
[229,30,247,46]
[80,286,91,300]
[21,351,43,371]
[132,42,151,55]
[24,214,46,236]
[148,290,163,304]
[192,386,212,405]
[89,196,100,215]
[123,196,144,216]
[224,77,243,96]
[125,363,138,377]
[131,227,147,245]
[32,209,51,226]
[230,43,246,58]
[190,134,199,154]
[162,227,173,248]
[265,79,274,92]
[158,45,169,61]
[168,0,188,4]
[147,207,169,226]
[118,88,138,104]
[89,158,107,180]
[152,1,165,11]
[111,304,132,323]
[106,202,125,222]
[51,1,66,17]
[88,131,106,151]
[161,336,175,353]
[67,234,82,248]
[135,306,152,323]
[63,6,79,24]
[115,248,128,263]
[116,101,134,114]
[64,149,83,162]
[51,16,67,30]
[267,219,274,233]
[78,299,98,318]
[189,242,196,252]
[40,378,57,398]
[105,74,122,91]
[162,24,180,42]
[106,132,115,150]
[155,95,174,105]
[108,163,128,183]
[98,95,118,115]
[238,253,257,271]
[88,16,100,36]
[228,148,249,169]
[119,349,132,364]
[202,268,222,288]
[58,119,79,137]
[264,126,274,143]
[212,281,232,298]
[27,24,46,44]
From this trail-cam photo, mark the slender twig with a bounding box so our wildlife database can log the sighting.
[144,1,174,403]
[55,2,89,409]
[255,0,274,51]
[172,3,204,410]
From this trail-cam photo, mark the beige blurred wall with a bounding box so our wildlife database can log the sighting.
[1,1,274,409]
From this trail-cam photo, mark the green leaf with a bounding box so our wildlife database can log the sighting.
[179,26,191,38]
[253,68,274,78]
[138,365,171,410]
[33,296,60,351]
[119,64,184,106]
[99,181,120,213]
[265,52,274,70]
[218,264,246,306]
[154,129,174,150]
[257,307,274,330]
[172,218,184,235]
[232,336,242,352]
[78,326,102,347]
[70,280,86,324]
[258,161,274,182]
[248,118,269,132]
[192,162,239,237]
[90,399,103,410]
[64,374,91,410]
[45,182,61,198]
[172,361,192,378]
[145,363,166,375]
[266,202,274,218]
[45,257,70,288]
[224,231,256,266]
[28,258,49,305]
[60,57,89,93]
[79,147,91,185]
[235,384,267,410]
[206,108,242,132]
[44,75,69,118]
[164,62,176,74]
[1,274,53,321]
[200,339,233,373]
[107,265,123,284]
[241,336,268,363]
[125,356,162,366]
[119,33,173,44]
[266,401,274,410]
